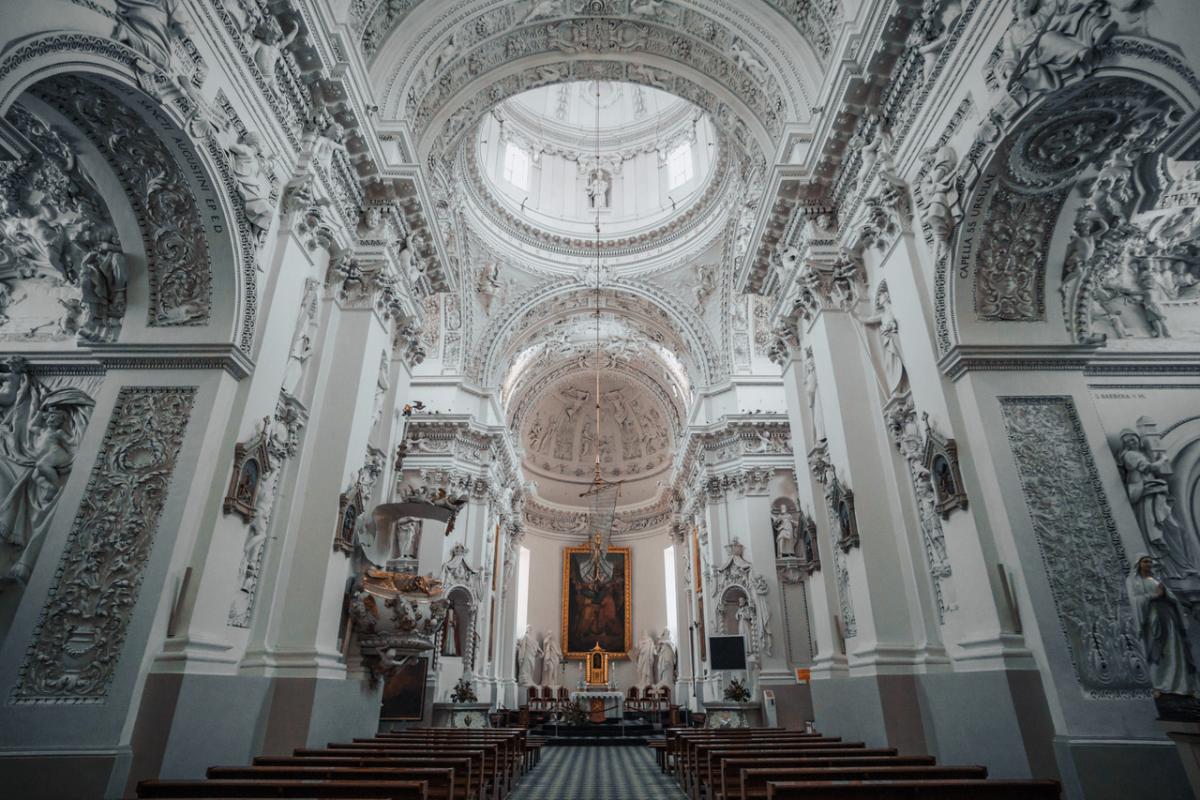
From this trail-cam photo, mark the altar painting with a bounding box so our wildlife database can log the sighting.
[562,544,631,658]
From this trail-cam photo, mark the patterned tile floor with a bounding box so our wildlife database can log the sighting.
[509,744,685,799]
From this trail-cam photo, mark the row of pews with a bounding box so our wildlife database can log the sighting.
[135,727,543,800]
[652,726,1062,800]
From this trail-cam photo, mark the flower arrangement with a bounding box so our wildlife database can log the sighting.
[450,676,477,703]
[723,678,751,702]
[560,700,587,726]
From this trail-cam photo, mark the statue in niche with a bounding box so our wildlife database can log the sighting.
[1127,553,1199,697]
[656,629,676,685]
[1115,428,1199,578]
[729,38,767,83]
[997,0,1117,93]
[772,505,798,558]
[542,632,563,687]
[579,422,594,459]
[442,606,461,656]
[77,222,128,343]
[516,625,540,685]
[913,467,952,575]
[636,629,656,686]
[390,518,421,561]
[0,357,95,583]
[735,596,756,651]
[586,169,611,210]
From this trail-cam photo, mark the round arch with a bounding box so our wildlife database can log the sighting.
[0,31,259,355]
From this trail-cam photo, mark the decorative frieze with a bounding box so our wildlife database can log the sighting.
[12,386,196,704]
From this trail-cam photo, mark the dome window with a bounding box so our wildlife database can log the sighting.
[504,142,531,191]
[667,141,694,190]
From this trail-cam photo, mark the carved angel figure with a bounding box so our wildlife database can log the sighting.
[920,146,961,244]
[220,129,274,235]
[77,222,128,343]
[250,14,300,87]
[113,0,192,69]
[1115,430,1198,577]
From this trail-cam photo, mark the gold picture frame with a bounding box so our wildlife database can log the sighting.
[561,544,632,659]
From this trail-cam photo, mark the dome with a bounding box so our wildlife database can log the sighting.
[469,81,722,267]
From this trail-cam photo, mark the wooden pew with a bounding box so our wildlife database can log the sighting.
[205,766,457,800]
[322,745,501,800]
[673,731,825,779]
[297,749,490,800]
[691,741,866,799]
[251,757,476,800]
[728,766,986,800]
[765,779,1061,799]
[679,734,834,792]
[719,756,937,800]
[360,735,516,794]
[136,778,428,799]
[374,731,524,784]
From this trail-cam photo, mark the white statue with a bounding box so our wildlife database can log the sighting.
[432,34,458,76]
[735,596,755,652]
[219,128,274,236]
[77,222,128,343]
[729,38,767,83]
[636,629,656,687]
[542,632,563,687]
[861,285,907,396]
[371,352,390,431]
[1127,554,1199,697]
[997,0,1118,93]
[771,506,798,558]
[586,169,610,210]
[655,629,677,686]
[282,282,319,397]
[391,518,420,560]
[516,625,541,685]
[0,358,94,583]
[1115,429,1198,577]
[523,0,562,23]
[920,146,961,244]
[113,0,191,69]
[803,348,826,441]
[249,13,299,86]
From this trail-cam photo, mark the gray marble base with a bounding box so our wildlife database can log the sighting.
[703,701,763,728]
[432,702,492,728]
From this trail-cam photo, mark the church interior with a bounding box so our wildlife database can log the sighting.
[1,1,1200,798]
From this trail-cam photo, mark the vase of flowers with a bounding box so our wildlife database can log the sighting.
[723,678,751,702]
[450,676,477,703]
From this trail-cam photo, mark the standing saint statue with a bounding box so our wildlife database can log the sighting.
[771,506,798,558]
[516,625,541,686]
[1115,429,1198,577]
[735,596,756,653]
[1127,554,1199,697]
[542,632,563,687]
[656,629,677,686]
[636,629,656,687]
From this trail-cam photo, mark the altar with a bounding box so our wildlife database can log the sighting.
[570,690,624,721]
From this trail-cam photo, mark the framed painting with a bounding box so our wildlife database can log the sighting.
[380,656,428,721]
[561,544,631,659]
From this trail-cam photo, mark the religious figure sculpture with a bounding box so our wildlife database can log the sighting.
[752,574,774,657]
[249,13,299,88]
[636,629,656,687]
[586,169,611,210]
[542,632,563,687]
[77,222,128,343]
[372,353,390,431]
[1127,554,1199,697]
[860,285,906,396]
[919,146,961,244]
[735,596,756,652]
[113,0,191,70]
[219,128,274,236]
[442,607,461,656]
[1115,429,1198,577]
[997,0,1118,93]
[390,518,420,561]
[772,506,798,558]
[803,348,826,441]
[656,629,677,686]
[516,625,541,685]
[282,282,319,397]
[729,38,767,83]
[0,357,95,583]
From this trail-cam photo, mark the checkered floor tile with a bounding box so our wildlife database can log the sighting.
[510,744,684,799]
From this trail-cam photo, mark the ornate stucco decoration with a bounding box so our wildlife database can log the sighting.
[12,386,196,704]
[0,103,127,345]
[1000,396,1148,697]
[708,537,774,657]
[222,417,275,523]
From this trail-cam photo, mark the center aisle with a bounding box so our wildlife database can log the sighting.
[510,744,685,800]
